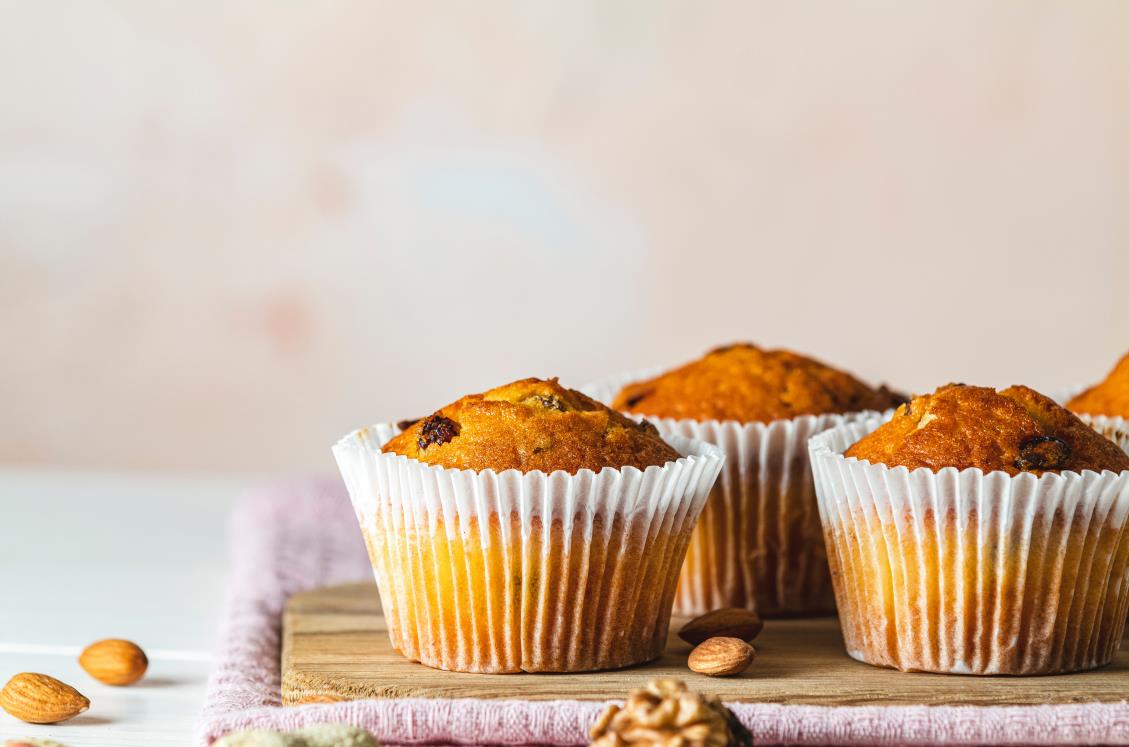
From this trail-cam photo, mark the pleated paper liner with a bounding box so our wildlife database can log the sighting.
[810,414,1129,675]
[584,369,886,616]
[333,424,724,673]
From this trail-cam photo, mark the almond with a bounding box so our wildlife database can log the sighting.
[0,673,89,724]
[687,637,755,676]
[678,608,763,646]
[79,639,148,686]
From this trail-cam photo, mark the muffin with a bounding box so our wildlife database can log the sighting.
[1068,351,1129,418]
[333,377,724,673]
[589,343,902,616]
[812,383,1129,675]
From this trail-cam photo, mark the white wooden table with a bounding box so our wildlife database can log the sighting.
[1,468,251,746]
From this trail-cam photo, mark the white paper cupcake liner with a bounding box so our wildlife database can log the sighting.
[585,368,891,616]
[809,414,1129,675]
[332,423,724,674]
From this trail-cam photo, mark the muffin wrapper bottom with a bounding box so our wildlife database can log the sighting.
[810,415,1129,675]
[585,368,883,616]
[333,424,724,673]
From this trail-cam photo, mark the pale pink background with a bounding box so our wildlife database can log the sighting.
[2,2,1128,474]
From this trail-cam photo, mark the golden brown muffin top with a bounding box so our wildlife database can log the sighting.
[845,383,1129,476]
[612,343,904,423]
[382,377,680,474]
[1068,352,1129,418]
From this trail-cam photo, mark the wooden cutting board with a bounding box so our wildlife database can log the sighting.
[281,582,1129,706]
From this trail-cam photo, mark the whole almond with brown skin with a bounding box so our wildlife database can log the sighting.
[679,608,763,646]
[688,637,755,676]
[79,639,148,686]
[0,673,89,724]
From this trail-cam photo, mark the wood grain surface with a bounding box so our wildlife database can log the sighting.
[281,582,1129,706]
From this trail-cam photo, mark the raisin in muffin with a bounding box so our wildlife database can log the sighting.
[384,377,678,474]
[810,383,1129,675]
[594,343,901,617]
[848,383,1129,475]
[614,343,903,423]
[333,378,724,674]
[1068,351,1129,418]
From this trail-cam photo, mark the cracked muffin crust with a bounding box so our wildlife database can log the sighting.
[1068,351,1129,418]
[846,383,1129,475]
[612,343,903,423]
[383,377,679,474]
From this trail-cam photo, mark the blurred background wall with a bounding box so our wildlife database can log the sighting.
[2,1,1128,474]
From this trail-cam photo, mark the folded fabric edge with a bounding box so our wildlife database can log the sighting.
[197,697,1129,746]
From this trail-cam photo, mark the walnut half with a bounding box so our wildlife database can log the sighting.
[590,679,752,747]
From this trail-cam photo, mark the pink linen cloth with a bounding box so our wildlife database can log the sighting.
[196,479,1129,746]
